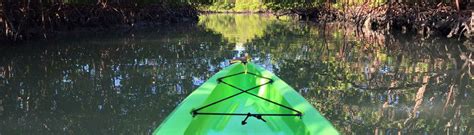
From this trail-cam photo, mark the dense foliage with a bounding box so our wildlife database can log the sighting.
[0,0,199,41]
[199,0,471,12]
[1,0,471,41]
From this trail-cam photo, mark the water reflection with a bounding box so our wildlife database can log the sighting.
[0,24,231,134]
[198,14,276,44]
[0,14,472,134]
[245,23,473,134]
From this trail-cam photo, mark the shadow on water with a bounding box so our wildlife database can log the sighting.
[0,14,473,134]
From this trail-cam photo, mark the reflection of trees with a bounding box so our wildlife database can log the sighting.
[0,24,231,134]
[244,21,472,134]
[198,14,276,44]
[0,14,471,134]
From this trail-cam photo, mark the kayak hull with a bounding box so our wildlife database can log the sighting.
[154,62,338,134]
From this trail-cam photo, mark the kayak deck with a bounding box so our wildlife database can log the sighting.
[154,62,338,134]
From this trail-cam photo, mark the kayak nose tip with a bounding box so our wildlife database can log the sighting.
[269,79,274,84]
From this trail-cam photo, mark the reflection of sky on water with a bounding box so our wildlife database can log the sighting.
[256,54,277,73]
[192,77,204,86]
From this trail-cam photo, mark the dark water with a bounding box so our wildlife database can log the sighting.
[0,14,472,134]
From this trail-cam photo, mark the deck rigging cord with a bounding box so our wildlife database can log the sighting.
[191,63,302,125]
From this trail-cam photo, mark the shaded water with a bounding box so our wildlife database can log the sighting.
[0,14,472,134]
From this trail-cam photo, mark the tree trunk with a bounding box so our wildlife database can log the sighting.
[2,0,15,38]
[39,0,47,39]
[98,0,107,8]
[455,0,460,11]
[0,0,4,37]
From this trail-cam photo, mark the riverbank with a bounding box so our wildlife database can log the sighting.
[200,2,473,40]
[283,3,473,39]
[0,3,198,42]
[2,1,472,42]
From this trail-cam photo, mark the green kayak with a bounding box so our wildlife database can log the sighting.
[153,62,338,134]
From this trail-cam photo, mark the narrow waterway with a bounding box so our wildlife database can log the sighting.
[0,14,472,134]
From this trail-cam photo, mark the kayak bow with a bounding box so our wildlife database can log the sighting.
[154,62,338,134]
